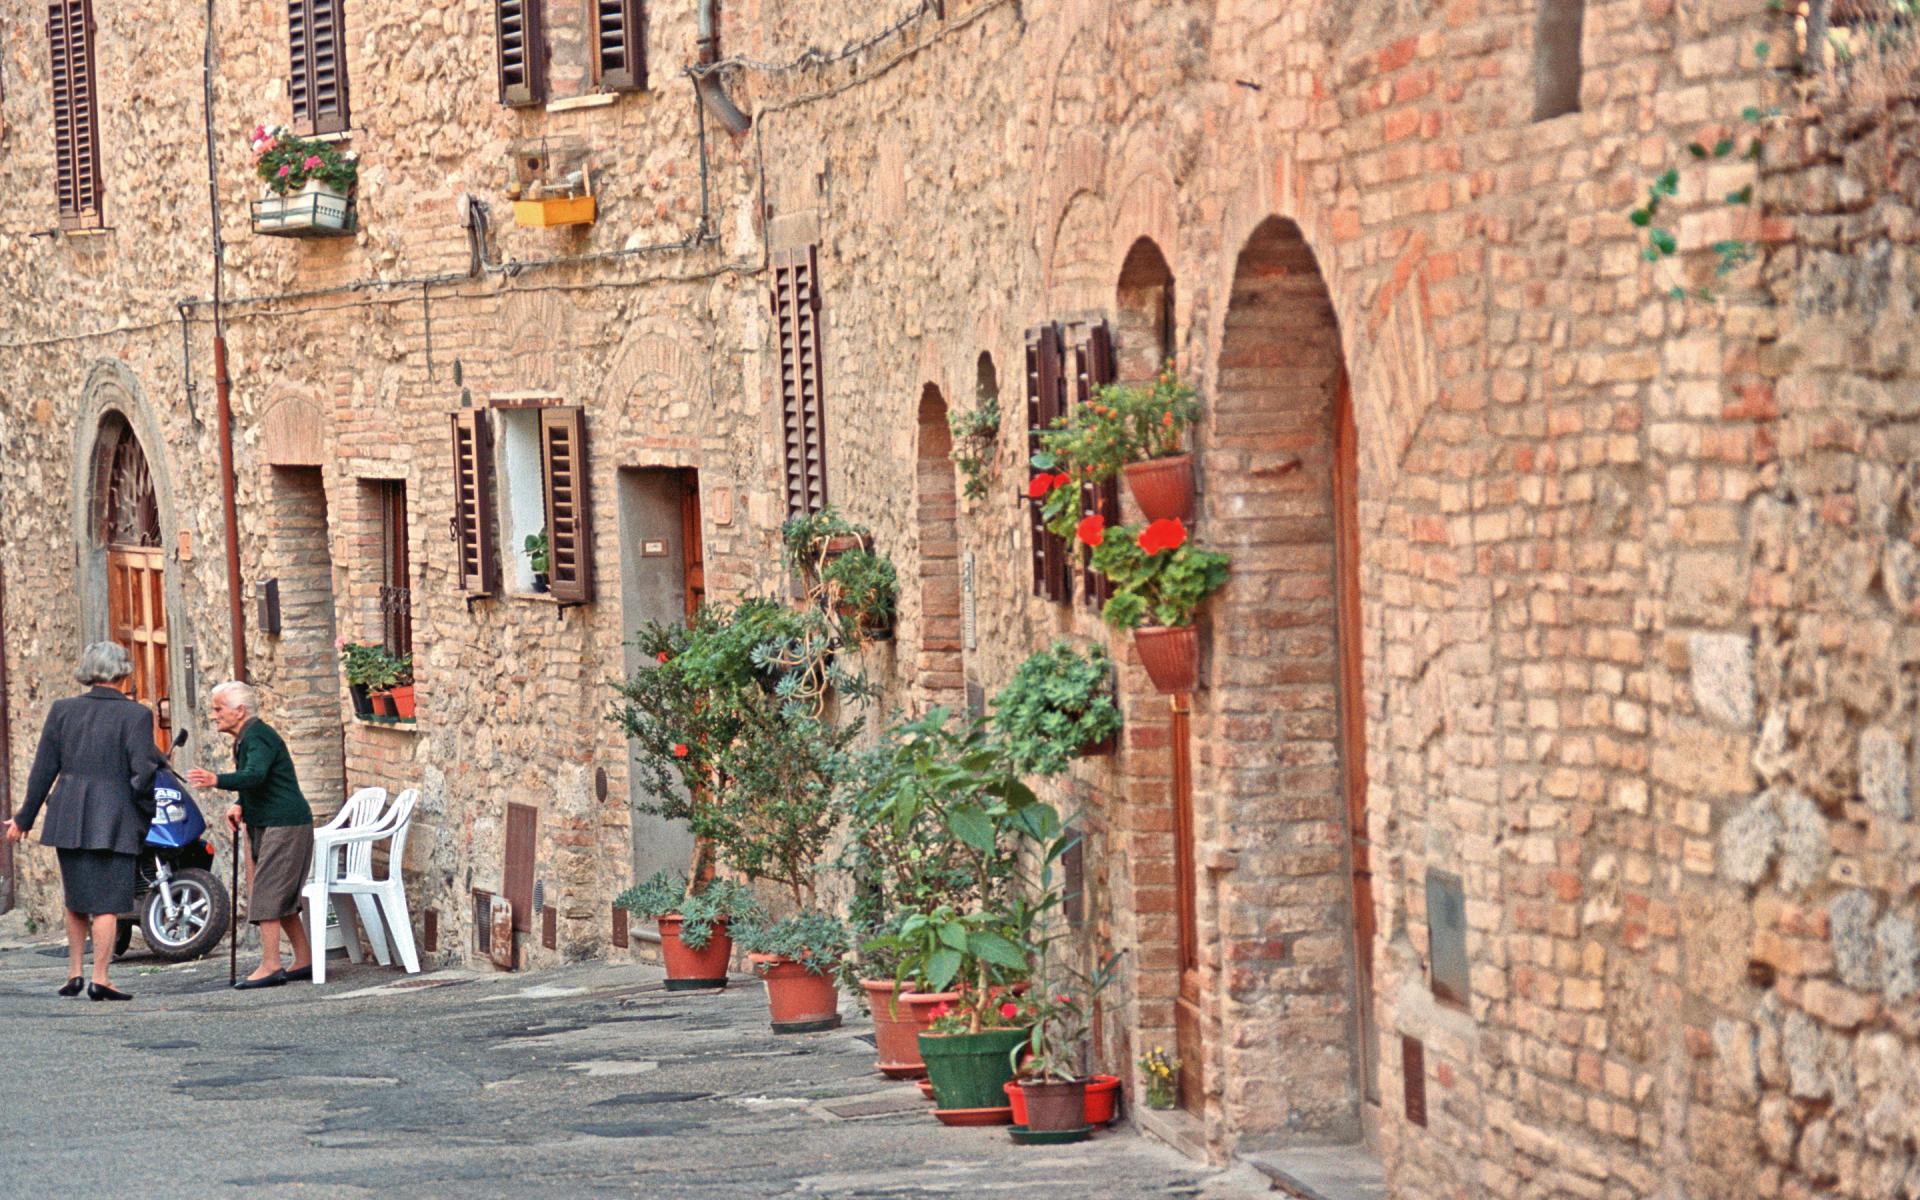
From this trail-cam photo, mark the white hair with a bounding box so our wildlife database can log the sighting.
[75,642,133,685]
[210,681,257,714]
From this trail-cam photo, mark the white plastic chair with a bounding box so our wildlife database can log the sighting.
[305,789,420,984]
[310,788,388,962]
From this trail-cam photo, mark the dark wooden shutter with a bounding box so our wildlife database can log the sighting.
[1025,323,1070,603]
[593,0,645,91]
[540,406,594,605]
[379,481,413,658]
[494,0,546,107]
[48,0,103,231]
[772,246,828,518]
[289,0,350,136]
[504,802,536,935]
[1068,321,1120,608]
[449,410,500,597]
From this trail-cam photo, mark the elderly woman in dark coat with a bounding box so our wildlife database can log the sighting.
[1,642,165,1001]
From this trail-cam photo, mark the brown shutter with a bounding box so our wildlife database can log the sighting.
[1069,320,1120,608]
[495,0,546,107]
[540,406,594,605]
[449,410,500,597]
[772,246,828,518]
[1025,323,1070,604]
[289,0,350,136]
[593,0,645,91]
[505,802,537,935]
[48,0,103,231]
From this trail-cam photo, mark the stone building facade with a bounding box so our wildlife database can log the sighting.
[2,0,1916,1196]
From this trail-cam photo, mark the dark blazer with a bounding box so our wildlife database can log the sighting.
[13,686,165,855]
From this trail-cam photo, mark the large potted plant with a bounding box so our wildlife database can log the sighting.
[249,123,358,236]
[1008,950,1124,1140]
[1084,517,1230,694]
[990,640,1123,770]
[1034,365,1202,523]
[736,909,853,1033]
[615,871,760,989]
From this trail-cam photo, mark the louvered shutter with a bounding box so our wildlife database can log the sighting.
[289,0,350,136]
[1025,323,1070,604]
[1069,321,1120,608]
[449,410,500,597]
[593,0,646,91]
[772,246,828,518]
[495,0,546,107]
[540,407,594,604]
[48,0,103,230]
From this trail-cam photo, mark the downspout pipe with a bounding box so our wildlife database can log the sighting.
[695,0,751,134]
[204,0,246,682]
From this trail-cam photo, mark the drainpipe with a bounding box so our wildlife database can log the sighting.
[695,0,751,134]
[0,549,13,914]
[204,0,246,682]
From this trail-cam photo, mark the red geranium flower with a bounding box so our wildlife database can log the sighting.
[1076,514,1105,547]
[656,651,670,664]
[1137,518,1187,555]
[930,1002,952,1020]
[672,743,689,758]
[1026,475,1053,500]
[999,1001,1020,1020]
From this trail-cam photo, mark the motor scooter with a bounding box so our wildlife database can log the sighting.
[112,729,232,962]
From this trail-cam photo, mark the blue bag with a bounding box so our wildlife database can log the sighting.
[145,768,208,849]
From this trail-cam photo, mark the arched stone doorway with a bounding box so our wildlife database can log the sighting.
[914,384,963,707]
[1203,216,1374,1145]
[91,413,171,749]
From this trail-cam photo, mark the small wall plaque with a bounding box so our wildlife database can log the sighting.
[1426,870,1470,1008]
[641,539,668,557]
[961,551,977,651]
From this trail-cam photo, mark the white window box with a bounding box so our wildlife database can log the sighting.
[251,180,355,237]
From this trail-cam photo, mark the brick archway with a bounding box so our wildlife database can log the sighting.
[914,385,963,707]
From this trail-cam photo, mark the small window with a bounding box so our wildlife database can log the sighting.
[494,0,646,106]
[374,480,412,660]
[288,0,350,136]
[1426,869,1470,1007]
[1532,0,1585,121]
[496,408,550,594]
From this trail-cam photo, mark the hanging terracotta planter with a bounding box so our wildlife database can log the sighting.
[1123,454,1195,522]
[864,979,929,1078]
[751,954,842,1033]
[657,916,733,990]
[1132,625,1199,694]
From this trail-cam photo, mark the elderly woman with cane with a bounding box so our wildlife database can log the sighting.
[185,682,316,989]
[1,642,165,1001]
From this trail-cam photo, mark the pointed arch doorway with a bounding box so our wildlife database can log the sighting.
[96,416,171,750]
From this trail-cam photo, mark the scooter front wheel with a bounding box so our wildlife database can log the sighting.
[141,867,231,961]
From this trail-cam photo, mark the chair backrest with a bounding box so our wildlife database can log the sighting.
[341,788,395,880]
[379,789,419,885]
[323,786,388,834]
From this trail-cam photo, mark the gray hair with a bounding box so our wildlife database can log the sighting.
[210,681,257,714]
[75,641,134,686]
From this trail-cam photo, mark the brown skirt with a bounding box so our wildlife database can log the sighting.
[247,824,315,924]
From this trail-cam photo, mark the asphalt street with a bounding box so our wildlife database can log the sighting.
[0,914,1272,1199]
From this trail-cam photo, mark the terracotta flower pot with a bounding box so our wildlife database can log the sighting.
[1075,729,1117,758]
[1123,454,1194,522]
[387,684,416,719]
[370,691,394,717]
[751,953,842,1034]
[1018,1077,1089,1132]
[1132,625,1199,694]
[901,989,960,1035]
[864,979,929,1078]
[1006,1074,1121,1126]
[657,915,732,990]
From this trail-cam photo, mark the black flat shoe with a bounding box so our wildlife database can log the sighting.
[284,965,313,983]
[233,970,288,991]
[57,976,84,997]
[87,982,132,1002]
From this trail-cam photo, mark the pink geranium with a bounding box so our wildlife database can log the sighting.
[302,155,324,171]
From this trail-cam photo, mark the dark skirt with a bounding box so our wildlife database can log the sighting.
[56,847,137,916]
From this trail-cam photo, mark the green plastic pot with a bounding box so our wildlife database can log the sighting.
[918,1027,1030,1111]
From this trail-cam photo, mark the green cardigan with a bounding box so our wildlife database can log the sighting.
[216,719,313,828]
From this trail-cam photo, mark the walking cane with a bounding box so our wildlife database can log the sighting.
[228,828,239,987]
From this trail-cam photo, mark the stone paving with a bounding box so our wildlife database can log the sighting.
[0,917,1273,1199]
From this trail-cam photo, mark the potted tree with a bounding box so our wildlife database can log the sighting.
[990,640,1123,771]
[615,871,761,989]
[1035,365,1202,523]
[339,641,386,719]
[1083,516,1230,694]
[1006,951,1124,1141]
[524,531,551,593]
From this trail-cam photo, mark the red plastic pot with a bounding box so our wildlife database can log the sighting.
[864,979,928,1078]
[1133,625,1199,694]
[370,691,394,717]
[387,684,416,719]
[657,916,732,990]
[1007,1074,1121,1127]
[751,954,842,1033]
[1123,453,1194,522]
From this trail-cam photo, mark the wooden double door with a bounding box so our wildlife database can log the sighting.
[107,545,170,750]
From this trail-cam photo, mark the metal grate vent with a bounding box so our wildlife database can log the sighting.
[1402,1036,1428,1128]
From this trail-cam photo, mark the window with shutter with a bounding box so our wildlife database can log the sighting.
[593,0,646,91]
[378,481,413,659]
[495,0,547,107]
[1066,321,1120,608]
[1025,323,1071,604]
[47,0,103,231]
[772,246,828,519]
[289,0,350,136]
[539,407,594,605]
[450,411,500,597]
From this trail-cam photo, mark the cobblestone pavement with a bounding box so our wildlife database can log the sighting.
[0,919,1273,1199]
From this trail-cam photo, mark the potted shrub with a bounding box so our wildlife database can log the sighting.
[249,123,358,236]
[339,641,386,718]
[524,531,551,593]
[615,871,761,990]
[736,909,852,1033]
[1035,365,1201,522]
[990,640,1123,772]
[1007,951,1123,1139]
[821,547,898,642]
[1083,516,1230,694]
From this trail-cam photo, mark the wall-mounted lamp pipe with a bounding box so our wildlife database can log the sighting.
[695,0,751,134]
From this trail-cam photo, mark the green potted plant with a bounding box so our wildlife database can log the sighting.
[821,547,898,642]
[948,393,1001,501]
[249,122,358,235]
[1035,365,1201,522]
[383,652,416,720]
[1008,951,1124,1139]
[780,506,868,581]
[991,641,1123,771]
[338,641,387,718]
[615,871,762,989]
[524,531,551,593]
[735,909,854,1033]
[1139,1045,1181,1110]
[1084,516,1230,694]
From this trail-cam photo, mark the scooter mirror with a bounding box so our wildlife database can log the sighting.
[173,727,190,751]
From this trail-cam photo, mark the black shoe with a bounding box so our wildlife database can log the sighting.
[87,982,132,1002]
[57,976,84,997]
[284,965,313,983]
[234,970,288,991]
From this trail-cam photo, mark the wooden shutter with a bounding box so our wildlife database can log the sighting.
[772,246,828,518]
[1068,321,1120,608]
[449,411,500,597]
[289,0,350,136]
[379,481,413,658]
[593,0,646,91]
[505,802,537,935]
[48,0,103,230]
[540,407,594,605]
[494,0,546,107]
[1025,323,1070,603]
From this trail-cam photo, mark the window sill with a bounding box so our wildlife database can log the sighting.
[353,715,419,731]
[545,93,618,113]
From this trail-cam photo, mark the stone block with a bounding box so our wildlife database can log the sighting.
[1688,631,1756,729]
